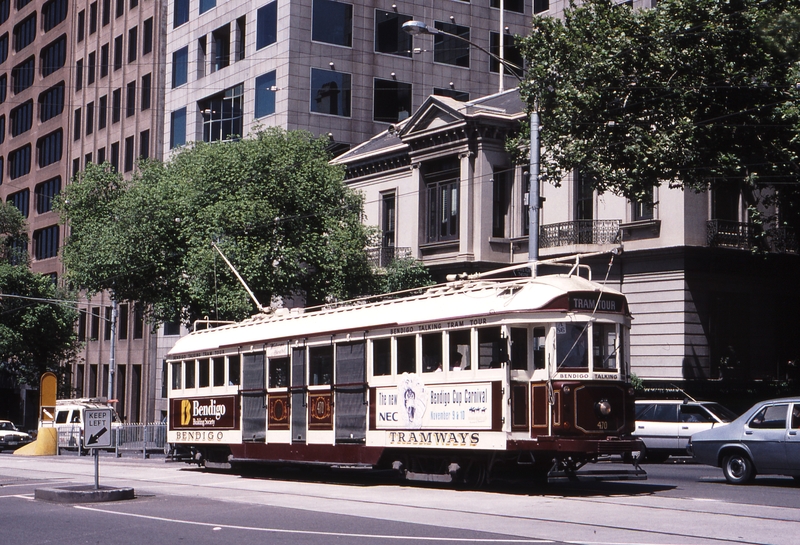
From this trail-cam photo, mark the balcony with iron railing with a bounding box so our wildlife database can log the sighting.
[707,220,798,254]
[366,246,412,268]
[539,220,621,249]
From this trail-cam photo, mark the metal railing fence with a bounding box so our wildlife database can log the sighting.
[707,220,798,254]
[366,246,412,268]
[539,220,621,248]
[56,423,167,458]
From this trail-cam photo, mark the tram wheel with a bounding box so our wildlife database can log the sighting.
[459,460,487,489]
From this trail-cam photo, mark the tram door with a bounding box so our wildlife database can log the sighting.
[291,347,307,442]
[335,342,367,443]
[241,351,266,442]
[510,328,530,431]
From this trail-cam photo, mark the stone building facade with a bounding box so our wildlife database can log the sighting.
[333,89,800,394]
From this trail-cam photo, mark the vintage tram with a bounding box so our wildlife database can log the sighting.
[166,260,645,484]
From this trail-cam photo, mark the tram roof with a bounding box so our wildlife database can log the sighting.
[167,274,626,357]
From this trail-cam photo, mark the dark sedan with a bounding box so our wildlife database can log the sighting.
[688,397,800,484]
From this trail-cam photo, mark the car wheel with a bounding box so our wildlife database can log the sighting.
[722,453,755,484]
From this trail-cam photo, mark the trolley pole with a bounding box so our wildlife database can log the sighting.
[529,111,540,264]
[107,298,118,402]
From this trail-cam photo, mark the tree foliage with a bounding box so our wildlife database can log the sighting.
[57,128,380,324]
[0,204,79,388]
[381,258,435,294]
[518,0,800,228]
[0,202,28,265]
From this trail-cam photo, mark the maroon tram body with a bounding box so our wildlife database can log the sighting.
[167,267,645,484]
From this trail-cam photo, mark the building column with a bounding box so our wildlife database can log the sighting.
[459,151,474,258]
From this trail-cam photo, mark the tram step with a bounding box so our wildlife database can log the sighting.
[405,471,454,483]
[204,461,232,470]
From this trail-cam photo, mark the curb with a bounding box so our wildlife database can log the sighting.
[34,485,135,503]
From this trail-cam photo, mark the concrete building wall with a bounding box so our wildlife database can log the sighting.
[163,0,533,158]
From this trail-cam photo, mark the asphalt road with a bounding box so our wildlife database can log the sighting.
[1,453,798,545]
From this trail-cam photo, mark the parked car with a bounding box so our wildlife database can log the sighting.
[0,420,33,451]
[633,399,737,462]
[688,397,800,484]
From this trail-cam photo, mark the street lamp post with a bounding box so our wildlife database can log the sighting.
[402,21,540,263]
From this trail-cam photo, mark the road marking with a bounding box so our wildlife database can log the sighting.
[0,494,35,500]
[73,505,553,543]
[0,481,59,488]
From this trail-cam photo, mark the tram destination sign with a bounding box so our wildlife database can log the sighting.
[568,292,626,314]
[171,396,238,430]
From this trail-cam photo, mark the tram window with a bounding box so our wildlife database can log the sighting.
[309,346,333,385]
[556,323,588,368]
[593,323,617,369]
[185,360,196,388]
[199,358,210,388]
[269,357,289,388]
[212,357,225,386]
[449,329,470,371]
[228,355,240,385]
[533,327,546,370]
[372,338,391,376]
[171,362,182,389]
[422,332,442,372]
[511,328,527,370]
[396,336,416,374]
[478,327,507,369]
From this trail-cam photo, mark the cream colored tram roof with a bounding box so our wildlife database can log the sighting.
[167,275,623,357]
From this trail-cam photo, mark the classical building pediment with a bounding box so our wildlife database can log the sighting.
[399,98,466,136]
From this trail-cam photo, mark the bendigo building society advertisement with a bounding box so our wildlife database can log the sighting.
[171,396,238,430]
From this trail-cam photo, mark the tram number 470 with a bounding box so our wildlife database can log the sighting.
[597,421,608,430]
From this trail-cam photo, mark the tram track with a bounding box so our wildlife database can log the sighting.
[1,456,797,544]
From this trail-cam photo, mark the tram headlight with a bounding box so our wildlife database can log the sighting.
[562,385,571,395]
[595,399,612,416]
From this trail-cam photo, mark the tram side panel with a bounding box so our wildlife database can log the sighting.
[166,281,642,473]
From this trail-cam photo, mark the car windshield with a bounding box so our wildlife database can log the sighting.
[0,422,17,431]
[703,403,738,422]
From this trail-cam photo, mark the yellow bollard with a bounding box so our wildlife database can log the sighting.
[13,427,57,456]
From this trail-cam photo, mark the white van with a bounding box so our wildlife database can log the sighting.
[633,399,737,462]
[49,398,121,451]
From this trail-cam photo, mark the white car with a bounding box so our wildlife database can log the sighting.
[633,400,737,462]
[0,420,33,451]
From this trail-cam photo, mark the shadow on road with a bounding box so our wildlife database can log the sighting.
[180,462,676,498]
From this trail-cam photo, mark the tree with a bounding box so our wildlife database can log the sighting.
[0,203,79,389]
[381,257,435,295]
[57,128,379,325]
[0,201,28,265]
[518,0,800,231]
